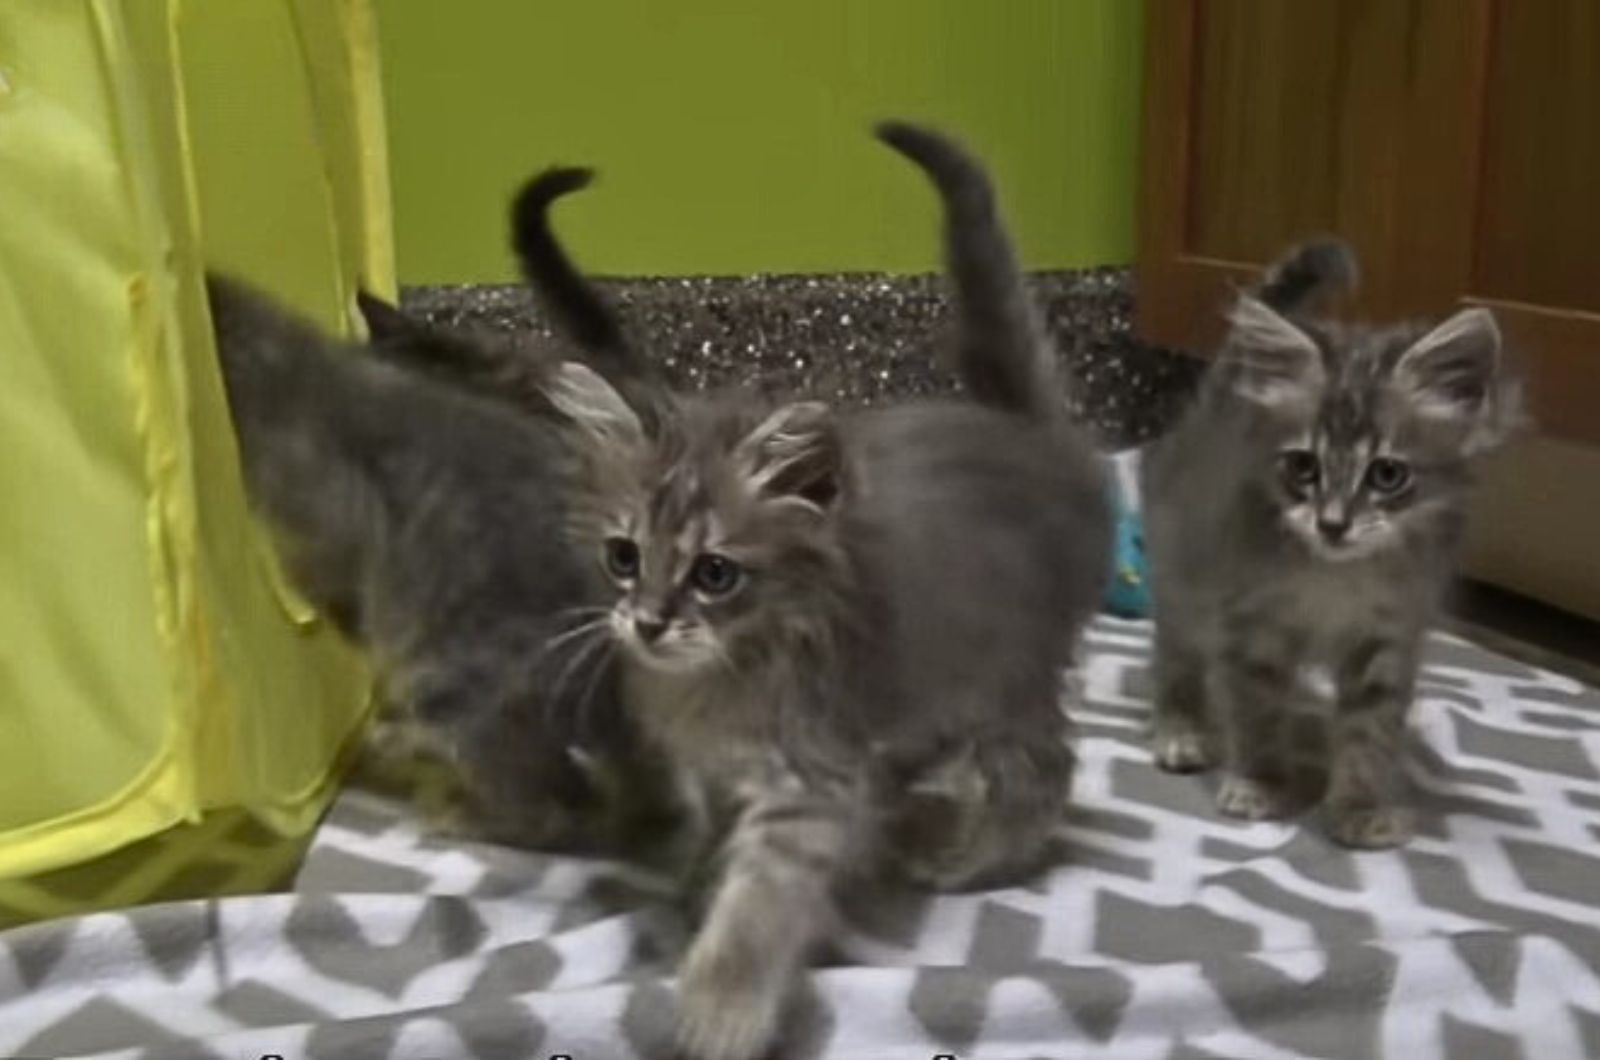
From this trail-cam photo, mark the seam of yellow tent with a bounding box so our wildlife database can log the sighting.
[170,0,377,817]
[250,528,325,627]
[231,689,376,835]
[148,0,234,775]
[0,744,188,880]
[159,0,258,808]
[159,0,206,272]
[164,0,326,637]
[96,0,210,804]
[341,0,396,298]
[166,0,368,817]
[282,0,356,334]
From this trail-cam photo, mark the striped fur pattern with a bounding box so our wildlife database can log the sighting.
[1140,240,1524,848]
[531,124,1109,1059]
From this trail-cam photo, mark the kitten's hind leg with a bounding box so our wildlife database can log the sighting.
[1325,636,1419,848]
[675,773,866,1060]
[1151,618,1216,773]
[896,735,1073,891]
[396,666,610,850]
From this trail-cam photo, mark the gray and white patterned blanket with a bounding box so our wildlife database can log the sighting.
[5,617,1600,1059]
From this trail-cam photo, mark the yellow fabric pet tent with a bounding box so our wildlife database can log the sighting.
[0,0,391,923]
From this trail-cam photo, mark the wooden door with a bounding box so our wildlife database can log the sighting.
[1136,0,1600,447]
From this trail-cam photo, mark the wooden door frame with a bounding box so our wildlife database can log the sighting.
[1134,0,1254,358]
[1135,0,1595,445]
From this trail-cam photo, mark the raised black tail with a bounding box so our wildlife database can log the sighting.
[1257,238,1359,314]
[512,167,629,365]
[349,164,656,420]
[876,121,1058,422]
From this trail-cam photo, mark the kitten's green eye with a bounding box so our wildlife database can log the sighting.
[689,553,742,596]
[1279,448,1320,489]
[1366,457,1412,495]
[603,537,640,580]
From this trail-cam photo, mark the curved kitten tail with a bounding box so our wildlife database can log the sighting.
[876,120,1059,423]
[1257,238,1359,315]
[512,166,631,366]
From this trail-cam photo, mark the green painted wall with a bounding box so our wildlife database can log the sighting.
[378,0,1143,281]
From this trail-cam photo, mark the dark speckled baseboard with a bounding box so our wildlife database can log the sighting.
[402,273,1600,680]
[401,269,1202,449]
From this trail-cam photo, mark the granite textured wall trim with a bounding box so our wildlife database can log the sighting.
[402,270,1200,450]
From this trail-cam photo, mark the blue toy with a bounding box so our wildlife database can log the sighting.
[1102,451,1151,619]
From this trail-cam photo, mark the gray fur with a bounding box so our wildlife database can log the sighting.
[1141,240,1524,848]
[875,121,1062,422]
[537,123,1110,1059]
[205,275,663,849]
[351,127,1108,1057]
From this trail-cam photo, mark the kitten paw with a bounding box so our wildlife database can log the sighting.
[675,947,785,1060]
[1215,775,1290,820]
[1326,803,1415,849]
[1152,726,1215,773]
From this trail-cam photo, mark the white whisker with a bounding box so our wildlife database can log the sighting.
[553,604,612,622]
[534,616,611,666]
[574,639,620,733]
[546,624,612,713]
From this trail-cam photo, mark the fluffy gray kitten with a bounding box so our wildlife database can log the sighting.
[205,260,661,850]
[1141,240,1523,848]
[502,123,1109,1060]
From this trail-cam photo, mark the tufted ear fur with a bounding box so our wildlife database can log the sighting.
[355,289,417,343]
[1392,307,1517,454]
[1224,295,1326,411]
[546,361,645,451]
[733,402,843,513]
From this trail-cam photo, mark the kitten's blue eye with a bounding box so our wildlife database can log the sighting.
[1279,448,1319,489]
[603,537,640,580]
[690,553,742,596]
[1366,457,1412,495]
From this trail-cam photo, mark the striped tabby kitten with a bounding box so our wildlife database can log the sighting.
[1141,241,1522,848]
[523,124,1110,1060]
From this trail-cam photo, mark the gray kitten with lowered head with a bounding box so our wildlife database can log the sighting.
[205,250,664,849]
[362,125,1108,1056]
[1141,240,1522,848]
[513,123,1110,1060]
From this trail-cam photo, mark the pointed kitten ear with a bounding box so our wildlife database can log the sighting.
[355,289,419,343]
[547,361,645,449]
[1394,307,1518,453]
[735,402,843,512]
[1394,307,1500,416]
[1225,295,1324,409]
